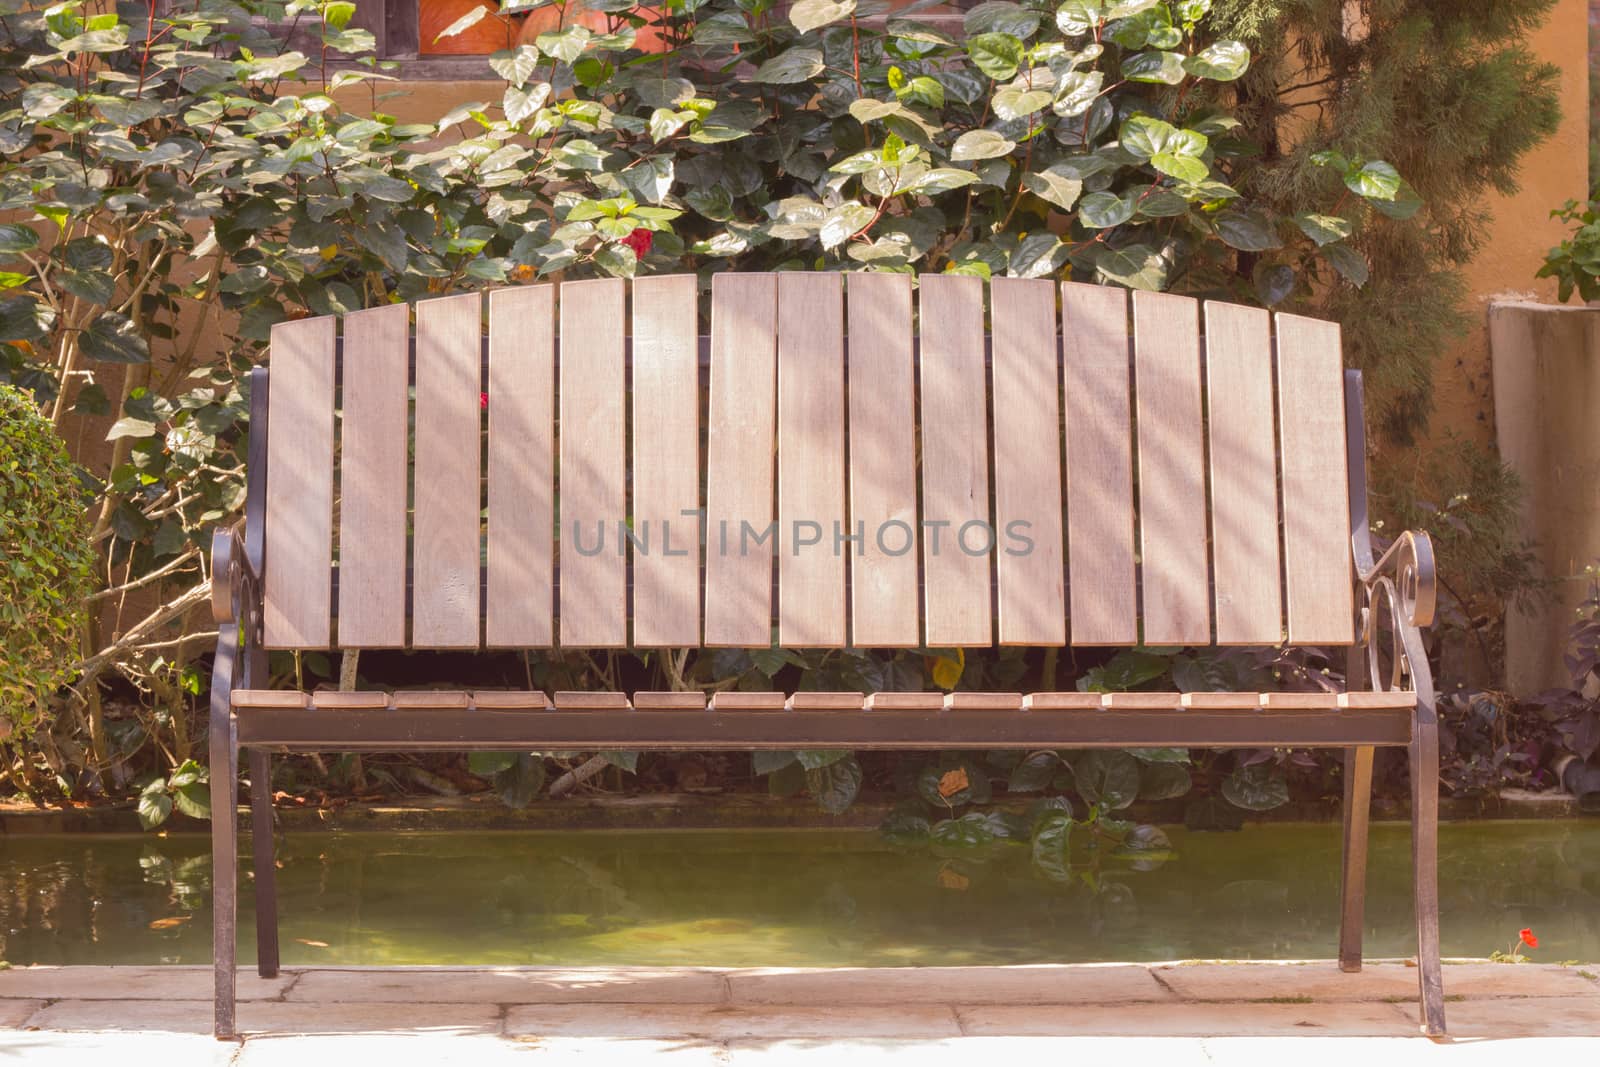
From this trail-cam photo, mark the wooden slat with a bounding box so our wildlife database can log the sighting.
[412,293,483,649]
[554,691,630,709]
[1261,691,1340,710]
[472,691,552,710]
[311,691,389,709]
[918,274,992,646]
[633,692,707,710]
[558,279,628,647]
[1277,313,1356,644]
[709,691,787,710]
[1061,283,1135,645]
[846,272,920,647]
[1180,692,1256,709]
[1024,692,1103,710]
[1204,301,1283,644]
[264,315,335,648]
[778,273,846,646]
[788,692,864,711]
[1339,691,1415,709]
[704,274,778,647]
[944,692,1021,710]
[337,304,409,648]
[1103,692,1183,709]
[486,285,555,647]
[1133,290,1210,646]
[631,275,702,647]
[393,691,471,709]
[864,693,944,710]
[990,278,1066,646]
[231,690,310,708]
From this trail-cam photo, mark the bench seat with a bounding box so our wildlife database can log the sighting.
[227,688,1416,751]
[233,689,1416,713]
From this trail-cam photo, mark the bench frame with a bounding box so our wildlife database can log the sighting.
[209,357,1442,1039]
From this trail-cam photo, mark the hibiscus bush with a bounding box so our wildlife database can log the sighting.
[0,0,1413,833]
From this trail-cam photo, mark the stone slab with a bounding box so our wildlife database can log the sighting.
[505,1003,963,1040]
[1394,995,1600,1039]
[0,998,44,1027]
[1153,961,1599,1002]
[724,1036,1212,1067]
[956,1001,1415,1038]
[21,998,501,1036]
[726,964,1170,1006]
[288,966,727,1004]
[0,965,294,1002]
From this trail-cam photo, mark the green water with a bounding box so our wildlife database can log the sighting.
[2,821,1598,967]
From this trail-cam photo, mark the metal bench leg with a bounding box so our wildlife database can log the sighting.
[1410,720,1446,1036]
[209,628,240,1040]
[249,749,280,979]
[1338,745,1374,971]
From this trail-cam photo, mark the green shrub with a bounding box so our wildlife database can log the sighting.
[0,383,93,744]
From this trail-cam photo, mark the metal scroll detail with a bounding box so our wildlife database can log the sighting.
[1355,530,1438,712]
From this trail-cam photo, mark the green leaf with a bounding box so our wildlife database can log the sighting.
[172,781,210,820]
[137,787,173,830]
[1055,0,1103,36]
[753,47,825,84]
[0,295,50,343]
[993,89,1051,122]
[1292,212,1353,247]
[1052,70,1104,118]
[904,168,980,195]
[0,224,39,255]
[433,5,489,42]
[1121,50,1186,84]
[1022,165,1083,210]
[489,46,541,88]
[897,76,945,109]
[967,33,1026,81]
[820,202,875,249]
[1371,177,1422,220]
[536,26,592,64]
[931,811,997,847]
[1008,750,1059,793]
[635,77,696,109]
[796,749,848,770]
[469,751,518,776]
[1183,40,1249,81]
[880,811,931,844]
[1215,207,1282,251]
[1069,750,1141,809]
[753,750,799,775]
[806,755,862,814]
[1082,648,1171,690]
[1128,747,1190,764]
[951,129,1016,161]
[1344,160,1401,201]
[789,0,855,34]
[1137,761,1192,800]
[849,98,904,124]
[495,753,546,808]
[965,1,1042,38]
[1093,244,1168,289]
[1221,763,1289,811]
[1253,262,1294,305]
[323,1,358,29]
[1009,233,1067,278]
[1031,809,1073,880]
[81,311,150,363]
[106,417,156,441]
[1322,242,1370,287]
[1077,190,1134,229]
[600,750,639,773]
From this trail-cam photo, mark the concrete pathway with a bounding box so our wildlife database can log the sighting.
[1,961,1597,1064]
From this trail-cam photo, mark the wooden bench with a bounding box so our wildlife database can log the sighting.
[208,273,1443,1038]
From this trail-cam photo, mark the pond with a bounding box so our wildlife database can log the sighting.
[2,820,1597,967]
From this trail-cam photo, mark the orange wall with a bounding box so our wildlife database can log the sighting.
[1431,0,1590,448]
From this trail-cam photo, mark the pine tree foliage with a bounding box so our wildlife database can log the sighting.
[1211,0,1562,441]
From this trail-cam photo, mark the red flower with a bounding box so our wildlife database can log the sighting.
[479,392,488,410]
[1519,928,1538,949]
[620,227,653,258]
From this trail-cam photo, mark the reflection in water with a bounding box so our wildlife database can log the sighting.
[2,822,1597,967]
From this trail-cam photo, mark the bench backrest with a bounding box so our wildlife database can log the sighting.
[258,273,1355,652]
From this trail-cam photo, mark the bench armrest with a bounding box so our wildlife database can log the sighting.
[1356,528,1436,630]
[210,521,256,626]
